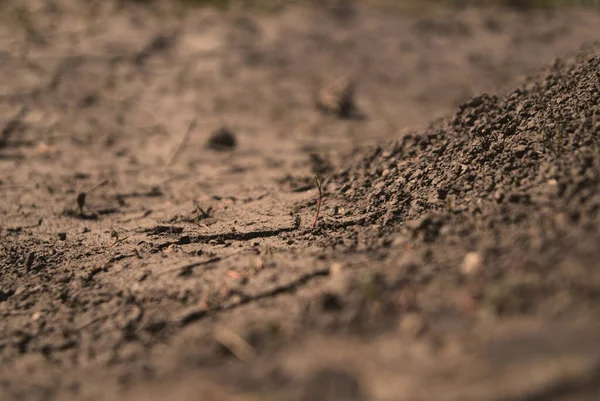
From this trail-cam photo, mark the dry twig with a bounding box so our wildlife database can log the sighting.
[214,325,256,363]
[163,119,197,170]
[313,175,323,228]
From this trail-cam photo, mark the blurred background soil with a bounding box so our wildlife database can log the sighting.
[1,1,600,400]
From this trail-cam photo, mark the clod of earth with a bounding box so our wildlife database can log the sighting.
[76,179,109,214]
[316,75,363,120]
[206,127,237,151]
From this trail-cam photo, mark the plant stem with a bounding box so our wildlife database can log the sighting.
[312,175,322,228]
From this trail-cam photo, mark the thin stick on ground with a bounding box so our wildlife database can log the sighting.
[213,325,256,363]
[0,106,28,148]
[87,179,109,194]
[163,118,197,170]
[313,174,323,228]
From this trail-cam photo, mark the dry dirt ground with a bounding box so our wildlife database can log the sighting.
[2,1,600,400]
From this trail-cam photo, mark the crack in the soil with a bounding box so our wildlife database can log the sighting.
[156,256,223,277]
[313,210,386,233]
[155,216,301,250]
[223,267,330,310]
[180,267,331,326]
[191,215,301,243]
[155,249,261,277]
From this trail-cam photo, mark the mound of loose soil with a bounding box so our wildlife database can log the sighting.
[120,43,600,400]
[334,42,600,318]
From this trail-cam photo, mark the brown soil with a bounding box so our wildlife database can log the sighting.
[2,1,600,400]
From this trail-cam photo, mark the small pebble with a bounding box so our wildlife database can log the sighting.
[163,244,180,255]
[400,313,426,338]
[320,292,343,311]
[461,252,482,276]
